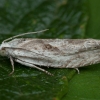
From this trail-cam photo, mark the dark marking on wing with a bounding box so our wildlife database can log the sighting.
[44,44,59,52]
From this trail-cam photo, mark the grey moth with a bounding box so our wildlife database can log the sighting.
[0,29,100,75]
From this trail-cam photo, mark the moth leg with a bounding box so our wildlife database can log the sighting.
[9,56,15,75]
[15,59,53,76]
[74,68,80,74]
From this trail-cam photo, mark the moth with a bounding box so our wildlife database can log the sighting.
[0,29,100,75]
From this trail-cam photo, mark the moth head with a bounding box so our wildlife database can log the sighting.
[0,42,10,56]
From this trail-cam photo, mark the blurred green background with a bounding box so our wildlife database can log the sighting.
[0,0,100,100]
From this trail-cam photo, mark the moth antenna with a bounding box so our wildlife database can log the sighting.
[3,29,49,43]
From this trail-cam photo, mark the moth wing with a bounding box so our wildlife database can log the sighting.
[7,38,100,56]
[6,38,100,68]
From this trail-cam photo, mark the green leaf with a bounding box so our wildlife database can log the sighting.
[0,0,88,100]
